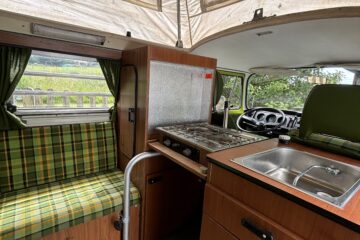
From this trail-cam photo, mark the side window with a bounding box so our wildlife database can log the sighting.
[13,50,114,125]
[125,0,162,11]
[215,70,243,112]
[201,0,243,12]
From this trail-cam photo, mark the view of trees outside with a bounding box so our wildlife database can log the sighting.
[247,68,348,111]
[16,51,114,109]
[216,74,243,111]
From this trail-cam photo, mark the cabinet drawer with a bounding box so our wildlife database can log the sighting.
[203,184,302,240]
[208,164,360,240]
[200,214,238,240]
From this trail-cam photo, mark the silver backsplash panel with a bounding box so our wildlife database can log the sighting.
[148,61,214,132]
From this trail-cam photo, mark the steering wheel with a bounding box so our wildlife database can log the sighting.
[236,107,286,133]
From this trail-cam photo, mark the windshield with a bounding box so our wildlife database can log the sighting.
[247,68,354,112]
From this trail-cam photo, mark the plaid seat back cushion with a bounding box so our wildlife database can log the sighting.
[289,129,360,159]
[0,122,117,193]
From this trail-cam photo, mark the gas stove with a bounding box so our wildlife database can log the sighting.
[156,122,267,166]
[157,122,267,152]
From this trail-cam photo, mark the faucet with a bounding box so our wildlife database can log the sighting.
[293,165,341,186]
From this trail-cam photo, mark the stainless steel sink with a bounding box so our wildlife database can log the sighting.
[231,148,360,207]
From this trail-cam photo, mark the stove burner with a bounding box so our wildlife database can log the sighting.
[157,122,267,152]
[185,126,210,132]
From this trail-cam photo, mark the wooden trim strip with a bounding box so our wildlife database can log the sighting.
[148,45,217,69]
[148,141,207,180]
[0,30,122,60]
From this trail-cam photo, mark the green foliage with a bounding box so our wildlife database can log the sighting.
[26,64,103,75]
[18,75,110,93]
[28,54,100,68]
[222,75,242,108]
[16,61,114,108]
[247,69,344,111]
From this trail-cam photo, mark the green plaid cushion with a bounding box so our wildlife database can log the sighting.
[0,122,117,193]
[0,170,140,240]
[290,130,360,159]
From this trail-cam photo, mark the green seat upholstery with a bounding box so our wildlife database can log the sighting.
[0,122,117,193]
[0,122,140,239]
[0,170,140,240]
[290,129,360,159]
[292,85,360,159]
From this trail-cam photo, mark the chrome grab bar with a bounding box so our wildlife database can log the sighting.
[292,165,341,187]
[121,151,161,240]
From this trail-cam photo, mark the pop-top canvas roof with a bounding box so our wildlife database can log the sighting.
[0,0,359,49]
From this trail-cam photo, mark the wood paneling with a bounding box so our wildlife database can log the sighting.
[0,30,122,59]
[206,139,360,227]
[118,46,149,240]
[203,184,301,240]
[120,47,149,155]
[42,205,140,240]
[207,164,360,239]
[149,142,207,180]
[149,45,217,69]
[118,46,149,195]
[119,66,136,159]
[118,46,217,240]
[145,154,178,175]
[200,214,238,240]
[144,167,204,240]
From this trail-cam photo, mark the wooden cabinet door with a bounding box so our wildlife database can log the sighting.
[119,66,136,159]
[144,167,204,240]
[203,185,302,240]
[200,214,238,240]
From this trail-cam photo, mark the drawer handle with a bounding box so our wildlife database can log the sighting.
[241,218,274,240]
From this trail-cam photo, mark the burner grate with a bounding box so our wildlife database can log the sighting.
[157,123,267,152]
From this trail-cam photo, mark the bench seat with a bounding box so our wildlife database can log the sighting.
[0,169,140,240]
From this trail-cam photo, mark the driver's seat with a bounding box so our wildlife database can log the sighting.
[291,84,360,159]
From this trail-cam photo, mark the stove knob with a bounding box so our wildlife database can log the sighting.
[183,148,192,157]
[200,166,208,174]
[172,143,180,148]
[163,139,171,147]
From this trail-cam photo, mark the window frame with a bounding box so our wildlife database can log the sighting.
[16,110,111,127]
[13,50,113,126]
[245,72,258,110]
[125,0,162,11]
[217,69,245,110]
[200,0,243,12]
[245,67,354,111]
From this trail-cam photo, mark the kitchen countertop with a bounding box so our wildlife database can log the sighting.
[206,139,360,232]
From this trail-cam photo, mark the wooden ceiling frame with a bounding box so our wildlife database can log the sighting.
[0,30,122,60]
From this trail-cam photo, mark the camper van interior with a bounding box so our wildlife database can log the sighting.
[0,1,359,240]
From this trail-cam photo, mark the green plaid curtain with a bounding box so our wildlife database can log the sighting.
[0,46,31,130]
[97,59,121,121]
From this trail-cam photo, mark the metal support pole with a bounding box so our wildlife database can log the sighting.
[175,0,183,48]
[122,151,161,240]
[223,100,229,129]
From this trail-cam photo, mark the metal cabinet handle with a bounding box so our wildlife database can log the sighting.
[241,218,274,240]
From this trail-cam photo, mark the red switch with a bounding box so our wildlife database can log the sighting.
[205,73,213,79]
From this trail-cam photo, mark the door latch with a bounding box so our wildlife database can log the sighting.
[128,108,135,123]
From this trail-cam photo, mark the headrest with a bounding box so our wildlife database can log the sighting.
[299,84,360,142]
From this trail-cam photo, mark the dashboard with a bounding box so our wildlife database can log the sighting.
[249,110,302,130]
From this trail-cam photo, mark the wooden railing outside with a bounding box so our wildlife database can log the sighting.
[12,89,112,109]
